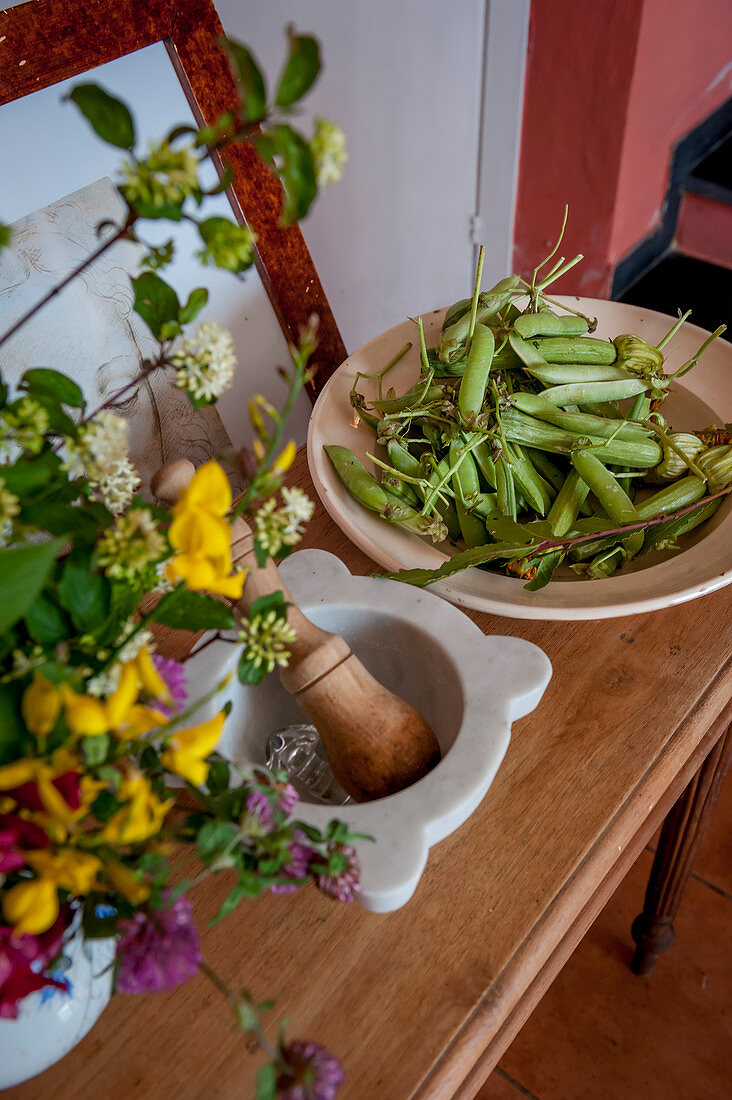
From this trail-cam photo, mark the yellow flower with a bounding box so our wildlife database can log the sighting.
[21,674,62,738]
[0,749,89,827]
[62,652,167,742]
[26,848,102,895]
[61,686,108,737]
[271,439,296,476]
[100,770,173,846]
[166,461,245,600]
[160,711,226,787]
[135,647,170,703]
[104,860,151,904]
[2,877,59,935]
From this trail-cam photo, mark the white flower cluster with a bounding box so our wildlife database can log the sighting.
[120,139,200,210]
[239,609,297,674]
[66,411,141,515]
[96,507,168,580]
[253,488,315,557]
[310,118,347,188]
[173,321,237,404]
[115,620,155,665]
[0,477,20,546]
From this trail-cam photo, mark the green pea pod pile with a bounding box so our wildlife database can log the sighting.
[326,238,730,592]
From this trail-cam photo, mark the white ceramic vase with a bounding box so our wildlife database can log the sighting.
[0,923,115,1089]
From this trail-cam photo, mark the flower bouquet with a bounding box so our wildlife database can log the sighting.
[0,28,354,1099]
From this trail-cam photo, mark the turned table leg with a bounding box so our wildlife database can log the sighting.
[631,717,732,977]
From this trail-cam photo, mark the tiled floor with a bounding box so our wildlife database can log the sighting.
[477,771,732,1100]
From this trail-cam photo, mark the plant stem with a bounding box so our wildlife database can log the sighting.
[0,216,135,352]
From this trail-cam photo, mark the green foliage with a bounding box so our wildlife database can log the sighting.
[197,217,255,274]
[0,222,12,253]
[0,684,31,765]
[221,38,267,123]
[131,271,181,341]
[19,368,85,408]
[150,589,235,631]
[276,31,321,107]
[197,819,239,867]
[141,239,175,271]
[24,594,69,644]
[255,1064,277,1100]
[67,83,136,149]
[58,556,111,632]
[248,592,289,620]
[255,124,317,225]
[2,451,61,496]
[0,538,64,635]
[82,733,111,768]
[179,287,209,324]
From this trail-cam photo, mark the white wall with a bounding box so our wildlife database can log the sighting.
[217,0,488,351]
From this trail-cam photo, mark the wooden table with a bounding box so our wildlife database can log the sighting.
[10,451,732,1100]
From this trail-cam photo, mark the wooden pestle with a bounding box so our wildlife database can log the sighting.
[151,460,441,802]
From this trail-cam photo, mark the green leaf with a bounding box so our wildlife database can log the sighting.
[0,684,31,765]
[67,83,136,149]
[25,594,69,644]
[131,272,181,339]
[0,222,12,253]
[0,538,64,635]
[523,550,565,591]
[209,881,250,926]
[82,733,111,768]
[255,124,317,225]
[197,819,239,867]
[221,38,267,123]
[255,1063,277,1100]
[20,368,85,408]
[179,287,208,324]
[150,590,235,631]
[58,558,110,632]
[237,651,268,685]
[276,31,321,107]
[21,501,103,539]
[248,591,289,620]
[1,450,64,496]
[376,540,527,588]
[130,199,183,222]
[206,756,231,794]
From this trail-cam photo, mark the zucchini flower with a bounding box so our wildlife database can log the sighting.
[613,334,664,372]
[654,432,705,482]
[697,444,732,493]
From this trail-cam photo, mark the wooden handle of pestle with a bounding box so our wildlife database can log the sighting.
[151,460,441,802]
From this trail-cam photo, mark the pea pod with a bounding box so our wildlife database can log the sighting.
[458,323,495,421]
[495,455,517,519]
[439,275,520,363]
[502,409,663,468]
[512,391,652,442]
[505,443,553,516]
[547,468,591,536]
[634,475,706,521]
[643,498,721,553]
[541,379,649,407]
[449,441,489,547]
[522,362,639,386]
[571,450,638,525]
[529,336,618,364]
[371,383,447,415]
[388,439,462,540]
[514,312,589,339]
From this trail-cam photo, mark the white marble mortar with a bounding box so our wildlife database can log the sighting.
[186,549,552,912]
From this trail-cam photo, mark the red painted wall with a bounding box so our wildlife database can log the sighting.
[513,0,732,297]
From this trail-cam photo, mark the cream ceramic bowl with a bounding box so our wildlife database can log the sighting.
[307,298,731,620]
[187,549,552,912]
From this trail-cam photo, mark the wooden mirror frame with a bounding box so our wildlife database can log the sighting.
[0,0,348,398]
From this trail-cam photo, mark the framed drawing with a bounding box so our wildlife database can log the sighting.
[0,0,347,487]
